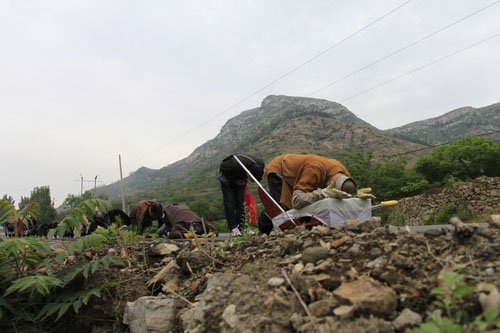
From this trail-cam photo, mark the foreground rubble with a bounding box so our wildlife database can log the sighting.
[75,216,500,332]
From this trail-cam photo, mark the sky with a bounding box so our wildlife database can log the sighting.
[1,0,499,207]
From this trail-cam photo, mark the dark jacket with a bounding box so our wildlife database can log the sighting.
[163,204,202,229]
[160,204,214,239]
[218,154,265,184]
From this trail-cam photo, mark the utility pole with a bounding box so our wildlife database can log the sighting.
[94,175,98,197]
[74,175,102,197]
[119,154,126,212]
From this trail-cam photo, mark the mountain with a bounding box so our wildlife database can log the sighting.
[98,95,427,204]
[385,102,500,145]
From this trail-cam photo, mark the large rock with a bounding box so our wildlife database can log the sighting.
[333,278,397,316]
[302,247,329,264]
[123,296,179,333]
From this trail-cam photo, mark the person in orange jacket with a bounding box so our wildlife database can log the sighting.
[258,154,357,234]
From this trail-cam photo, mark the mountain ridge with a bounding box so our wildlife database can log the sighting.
[97,96,497,204]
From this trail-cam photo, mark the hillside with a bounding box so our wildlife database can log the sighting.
[99,95,426,204]
[385,102,500,145]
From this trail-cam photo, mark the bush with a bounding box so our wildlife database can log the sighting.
[387,206,406,226]
[212,219,229,233]
[426,204,474,225]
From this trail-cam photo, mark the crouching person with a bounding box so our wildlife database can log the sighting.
[129,200,163,233]
[158,204,216,239]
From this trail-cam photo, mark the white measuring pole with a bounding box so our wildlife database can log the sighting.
[233,155,295,226]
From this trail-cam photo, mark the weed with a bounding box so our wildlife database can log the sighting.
[415,270,500,332]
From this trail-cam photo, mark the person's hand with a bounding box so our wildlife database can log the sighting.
[357,188,376,199]
[322,181,352,199]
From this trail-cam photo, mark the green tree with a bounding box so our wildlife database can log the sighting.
[1,195,14,206]
[28,186,57,225]
[18,196,30,210]
[345,151,373,188]
[415,136,500,184]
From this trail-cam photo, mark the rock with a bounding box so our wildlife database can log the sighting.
[151,243,180,256]
[392,308,422,330]
[268,277,285,287]
[367,256,387,269]
[302,247,329,264]
[334,278,397,316]
[180,307,205,331]
[308,298,339,317]
[331,235,351,248]
[333,305,355,319]
[279,238,302,255]
[304,262,315,273]
[314,259,333,272]
[347,243,361,257]
[222,304,241,329]
[450,217,477,239]
[123,296,178,332]
[359,217,381,232]
[488,214,500,229]
[345,220,360,232]
[370,247,382,257]
[478,286,500,311]
[292,262,304,274]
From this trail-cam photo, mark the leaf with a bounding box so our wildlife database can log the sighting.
[91,259,100,274]
[55,251,66,264]
[82,263,91,279]
[55,303,71,321]
[72,300,83,313]
[5,276,63,297]
[452,282,475,299]
[442,271,463,290]
[484,307,500,322]
[431,287,447,296]
[38,303,61,320]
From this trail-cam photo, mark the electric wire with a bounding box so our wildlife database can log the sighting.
[340,31,500,103]
[306,0,500,97]
[128,0,412,167]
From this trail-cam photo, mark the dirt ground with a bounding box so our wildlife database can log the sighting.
[55,218,500,332]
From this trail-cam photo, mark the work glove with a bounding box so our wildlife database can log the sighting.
[357,188,376,199]
[322,182,352,199]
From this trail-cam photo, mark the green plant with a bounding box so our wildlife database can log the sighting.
[426,205,457,225]
[0,207,123,330]
[414,270,500,332]
[51,199,111,238]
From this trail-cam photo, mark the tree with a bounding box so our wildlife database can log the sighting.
[415,137,500,184]
[345,152,428,201]
[2,195,15,206]
[345,151,373,188]
[18,196,30,210]
[28,186,57,225]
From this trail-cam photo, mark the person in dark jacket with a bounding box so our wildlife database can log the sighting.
[217,154,264,236]
[129,200,163,233]
[157,203,215,239]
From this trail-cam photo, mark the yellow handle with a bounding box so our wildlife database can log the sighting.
[381,200,398,207]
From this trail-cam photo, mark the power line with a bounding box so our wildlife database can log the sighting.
[386,129,500,158]
[340,31,500,103]
[129,0,412,167]
[306,0,500,97]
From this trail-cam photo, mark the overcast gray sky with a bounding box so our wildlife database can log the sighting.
[1,0,499,207]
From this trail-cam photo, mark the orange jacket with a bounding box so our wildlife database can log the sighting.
[263,154,350,208]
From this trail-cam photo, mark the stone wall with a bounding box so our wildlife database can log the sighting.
[398,177,500,225]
